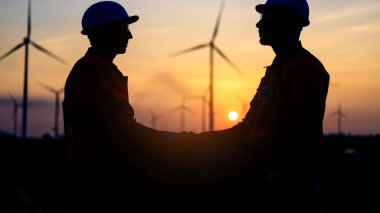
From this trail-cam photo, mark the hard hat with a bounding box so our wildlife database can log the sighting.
[81,1,139,35]
[255,0,309,26]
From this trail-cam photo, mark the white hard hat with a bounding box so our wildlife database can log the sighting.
[256,0,309,26]
[81,1,139,35]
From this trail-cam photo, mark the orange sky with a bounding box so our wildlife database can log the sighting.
[0,0,380,137]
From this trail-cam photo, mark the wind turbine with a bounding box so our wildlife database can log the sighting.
[0,0,66,139]
[171,95,193,132]
[236,94,249,116]
[9,94,22,137]
[187,89,209,132]
[171,1,243,131]
[39,82,64,139]
[149,109,162,129]
[331,103,347,135]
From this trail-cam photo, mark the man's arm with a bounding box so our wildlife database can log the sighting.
[279,60,328,174]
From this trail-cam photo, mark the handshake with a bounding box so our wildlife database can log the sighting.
[149,128,249,182]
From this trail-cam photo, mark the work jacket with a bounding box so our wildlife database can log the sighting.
[63,48,175,176]
[195,42,330,184]
[63,48,135,162]
[63,48,186,212]
[243,42,330,170]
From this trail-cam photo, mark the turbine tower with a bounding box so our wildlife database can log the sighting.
[171,95,193,132]
[9,94,22,137]
[149,110,162,129]
[39,83,64,139]
[0,0,65,139]
[188,89,209,132]
[331,103,346,135]
[171,1,243,131]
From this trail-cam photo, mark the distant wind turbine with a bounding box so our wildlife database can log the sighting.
[9,94,22,137]
[236,94,249,116]
[171,96,193,132]
[187,89,209,132]
[39,82,64,139]
[171,1,243,131]
[331,103,347,135]
[149,109,162,129]
[0,0,66,139]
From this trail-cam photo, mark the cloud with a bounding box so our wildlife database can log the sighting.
[134,27,178,36]
[315,2,380,23]
[345,24,380,33]
[147,71,188,95]
[40,34,81,44]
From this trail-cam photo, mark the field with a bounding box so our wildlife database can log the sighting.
[1,134,380,212]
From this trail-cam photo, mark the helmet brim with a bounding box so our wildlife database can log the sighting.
[81,15,139,35]
[255,4,267,13]
[125,15,139,24]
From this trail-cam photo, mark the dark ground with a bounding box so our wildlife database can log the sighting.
[1,133,379,212]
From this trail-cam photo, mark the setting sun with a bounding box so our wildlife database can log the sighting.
[228,111,239,121]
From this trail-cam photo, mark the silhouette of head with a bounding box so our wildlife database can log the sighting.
[81,1,139,54]
[255,0,309,46]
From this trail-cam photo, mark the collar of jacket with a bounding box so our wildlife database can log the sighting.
[271,41,305,68]
[86,47,124,78]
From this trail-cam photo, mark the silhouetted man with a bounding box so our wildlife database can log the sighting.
[188,0,330,212]
[62,1,178,212]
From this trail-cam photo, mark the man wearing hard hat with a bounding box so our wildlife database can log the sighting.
[63,1,181,212]
[189,0,330,212]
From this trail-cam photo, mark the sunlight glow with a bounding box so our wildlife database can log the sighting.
[228,111,239,121]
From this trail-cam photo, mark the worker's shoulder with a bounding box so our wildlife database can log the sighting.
[71,53,103,73]
[286,48,322,67]
[65,54,104,88]
[301,49,325,69]
[286,49,329,77]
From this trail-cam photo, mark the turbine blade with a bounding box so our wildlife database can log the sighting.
[184,106,194,113]
[152,113,162,119]
[38,82,56,93]
[236,94,246,103]
[188,95,203,100]
[30,40,66,64]
[27,0,31,37]
[171,105,193,113]
[203,88,209,95]
[170,106,181,113]
[211,1,225,41]
[170,43,208,57]
[214,46,243,76]
[0,42,24,61]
